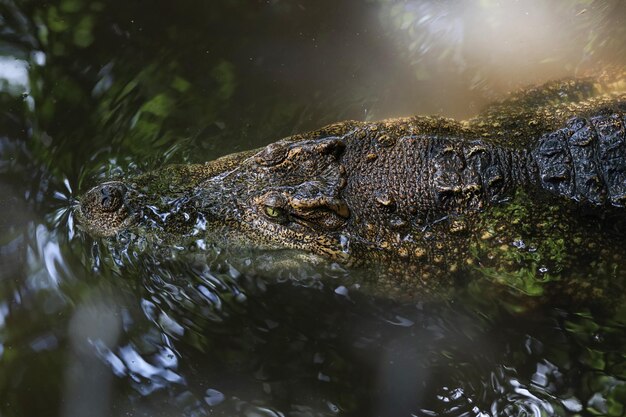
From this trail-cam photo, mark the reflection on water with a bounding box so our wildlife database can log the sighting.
[1,0,626,416]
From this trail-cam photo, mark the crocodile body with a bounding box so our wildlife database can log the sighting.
[76,77,626,298]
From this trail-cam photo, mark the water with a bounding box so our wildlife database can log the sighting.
[1,0,626,416]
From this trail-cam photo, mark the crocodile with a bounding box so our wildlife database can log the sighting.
[75,77,626,299]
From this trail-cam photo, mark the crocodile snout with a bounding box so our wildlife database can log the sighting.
[76,181,133,237]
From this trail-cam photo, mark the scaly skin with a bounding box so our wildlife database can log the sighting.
[75,76,626,299]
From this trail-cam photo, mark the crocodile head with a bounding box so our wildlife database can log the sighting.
[197,137,353,260]
[75,137,354,261]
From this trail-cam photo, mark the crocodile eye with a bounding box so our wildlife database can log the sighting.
[258,192,289,222]
[264,206,284,218]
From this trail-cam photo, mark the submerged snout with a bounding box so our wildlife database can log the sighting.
[75,181,134,237]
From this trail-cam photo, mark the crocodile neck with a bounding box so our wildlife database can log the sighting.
[340,133,535,232]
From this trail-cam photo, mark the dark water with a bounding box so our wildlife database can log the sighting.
[2,1,626,416]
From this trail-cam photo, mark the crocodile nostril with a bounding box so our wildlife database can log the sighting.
[98,184,125,212]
